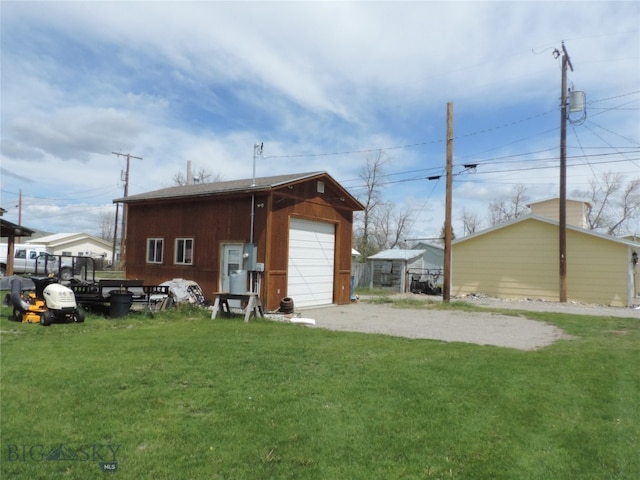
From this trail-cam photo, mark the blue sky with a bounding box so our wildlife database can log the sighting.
[1,1,639,239]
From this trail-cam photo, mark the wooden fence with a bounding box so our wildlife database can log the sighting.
[352,262,371,289]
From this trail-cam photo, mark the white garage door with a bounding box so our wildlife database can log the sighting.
[288,218,335,308]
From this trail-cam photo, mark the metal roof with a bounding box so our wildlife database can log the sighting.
[115,171,328,203]
[0,219,35,238]
[26,232,113,249]
[368,249,426,261]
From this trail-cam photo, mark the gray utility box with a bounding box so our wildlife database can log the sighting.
[243,244,257,271]
[229,270,248,294]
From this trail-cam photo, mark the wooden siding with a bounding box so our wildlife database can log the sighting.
[124,174,357,311]
[125,192,268,301]
[265,181,354,310]
[452,218,631,306]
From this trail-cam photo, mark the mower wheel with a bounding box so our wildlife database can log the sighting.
[40,311,54,327]
[74,307,86,323]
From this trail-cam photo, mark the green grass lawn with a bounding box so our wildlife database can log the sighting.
[1,302,638,479]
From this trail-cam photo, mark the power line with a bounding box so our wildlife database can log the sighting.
[261,91,638,161]
[0,185,120,202]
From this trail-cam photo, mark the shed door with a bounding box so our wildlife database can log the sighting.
[287,218,335,308]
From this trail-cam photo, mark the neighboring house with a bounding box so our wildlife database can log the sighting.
[411,242,444,270]
[452,214,639,307]
[116,171,363,311]
[527,197,591,228]
[26,233,113,265]
[368,249,426,293]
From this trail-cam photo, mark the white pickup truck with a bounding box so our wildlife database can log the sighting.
[0,244,73,279]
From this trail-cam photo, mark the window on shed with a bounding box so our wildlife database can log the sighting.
[175,238,193,265]
[147,238,164,264]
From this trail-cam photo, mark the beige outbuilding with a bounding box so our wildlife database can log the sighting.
[452,214,639,307]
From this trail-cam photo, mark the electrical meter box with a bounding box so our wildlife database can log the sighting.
[244,244,257,271]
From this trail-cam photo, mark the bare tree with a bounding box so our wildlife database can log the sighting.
[353,151,389,258]
[460,208,482,236]
[611,178,640,235]
[488,184,529,226]
[173,167,223,185]
[573,172,640,235]
[96,208,115,241]
[371,202,414,250]
[351,152,417,256]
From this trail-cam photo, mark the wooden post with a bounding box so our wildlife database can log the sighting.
[112,152,142,271]
[559,42,573,303]
[443,102,453,303]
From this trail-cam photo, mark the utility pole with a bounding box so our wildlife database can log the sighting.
[443,102,454,303]
[16,189,22,242]
[112,152,142,270]
[554,42,573,303]
[17,190,22,225]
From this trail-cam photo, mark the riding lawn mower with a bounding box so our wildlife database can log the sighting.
[5,276,85,326]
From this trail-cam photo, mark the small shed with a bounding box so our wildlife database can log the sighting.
[452,214,639,307]
[368,249,426,293]
[116,171,363,311]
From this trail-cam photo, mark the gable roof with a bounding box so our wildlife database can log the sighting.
[411,242,444,252]
[27,232,112,249]
[368,249,426,261]
[116,171,362,210]
[29,232,82,244]
[454,214,639,248]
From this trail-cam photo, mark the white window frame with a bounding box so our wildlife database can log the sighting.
[175,238,193,265]
[147,238,164,264]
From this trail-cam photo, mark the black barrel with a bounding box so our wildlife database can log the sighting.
[109,291,133,318]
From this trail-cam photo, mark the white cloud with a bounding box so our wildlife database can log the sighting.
[1,1,638,236]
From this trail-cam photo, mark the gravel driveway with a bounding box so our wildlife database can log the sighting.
[299,295,639,351]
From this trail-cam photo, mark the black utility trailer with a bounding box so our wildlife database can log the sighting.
[42,256,170,314]
[70,279,171,313]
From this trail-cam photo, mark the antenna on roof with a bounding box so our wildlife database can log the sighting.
[252,142,263,187]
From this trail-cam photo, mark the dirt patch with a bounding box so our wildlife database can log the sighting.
[300,301,574,350]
